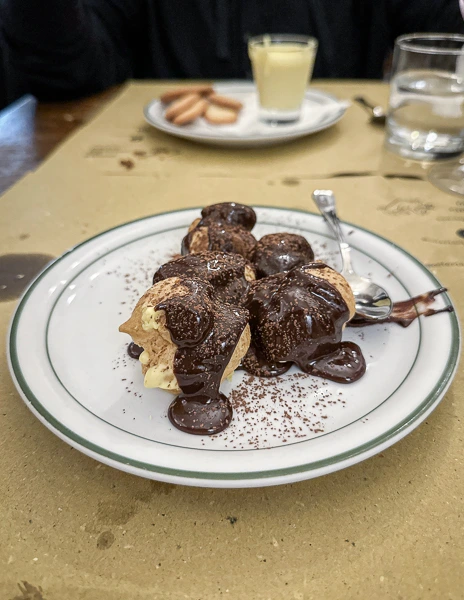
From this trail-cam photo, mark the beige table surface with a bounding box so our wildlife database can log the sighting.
[0,81,463,600]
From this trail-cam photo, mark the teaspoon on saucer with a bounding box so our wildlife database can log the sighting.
[354,96,387,125]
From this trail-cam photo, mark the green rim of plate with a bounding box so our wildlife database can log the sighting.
[8,206,461,481]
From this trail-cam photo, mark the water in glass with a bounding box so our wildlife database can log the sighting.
[386,69,464,159]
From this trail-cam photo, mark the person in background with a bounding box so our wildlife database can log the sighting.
[0,0,463,107]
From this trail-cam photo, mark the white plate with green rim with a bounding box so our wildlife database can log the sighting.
[7,207,460,488]
[144,82,348,148]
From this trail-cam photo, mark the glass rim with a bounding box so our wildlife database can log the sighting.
[248,34,318,49]
[395,33,464,56]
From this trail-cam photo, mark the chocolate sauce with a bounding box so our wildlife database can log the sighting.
[182,202,257,258]
[127,342,143,359]
[245,264,365,383]
[241,343,292,377]
[180,233,191,256]
[0,253,55,302]
[252,233,315,279]
[182,222,257,260]
[153,251,253,306]
[303,341,366,383]
[349,287,454,328]
[200,202,257,231]
[158,279,248,435]
[168,392,233,435]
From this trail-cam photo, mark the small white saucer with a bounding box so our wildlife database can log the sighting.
[144,82,348,148]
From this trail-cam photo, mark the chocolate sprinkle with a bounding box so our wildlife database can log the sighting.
[182,222,257,260]
[182,202,257,259]
[153,251,254,306]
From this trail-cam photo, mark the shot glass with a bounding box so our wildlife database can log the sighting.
[248,34,318,124]
[385,33,464,160]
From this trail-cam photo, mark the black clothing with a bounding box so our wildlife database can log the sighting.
[1,0,463,104]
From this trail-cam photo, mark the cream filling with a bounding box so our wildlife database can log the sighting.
[141,307,164,331]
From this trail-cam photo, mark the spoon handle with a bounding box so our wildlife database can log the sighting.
[354,96,376,114]
[312,190,355,276]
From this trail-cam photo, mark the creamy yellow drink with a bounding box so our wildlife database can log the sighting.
[248,35,318,123]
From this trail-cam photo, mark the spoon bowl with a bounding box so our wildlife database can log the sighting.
[312,189,393,320]
[354,96,387,126]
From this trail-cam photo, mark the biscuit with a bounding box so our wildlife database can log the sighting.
[173,98,208,125]
[165,93,201,121]
[208,93,243,111]
[204,104,238,125]
[160,85,214,104]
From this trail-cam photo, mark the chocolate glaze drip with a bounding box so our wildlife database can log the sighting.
[157,279,248,435]
[167,392,233,435]
[349,287,454,328]
[303,341,366,383]
[252,233,315,279]
[201,202,257,230]
[241,343,292,377]
[127,342,143,359]
[182,222,257,260]
[245,264,365,383]
[153,251,253,306]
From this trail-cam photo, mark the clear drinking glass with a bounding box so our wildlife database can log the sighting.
[428,159,464,196]
[385,33,464,161]
[248,34,318,124]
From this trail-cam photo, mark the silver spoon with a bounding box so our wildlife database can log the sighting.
[312,189,393,320]
[354,96,386,125]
